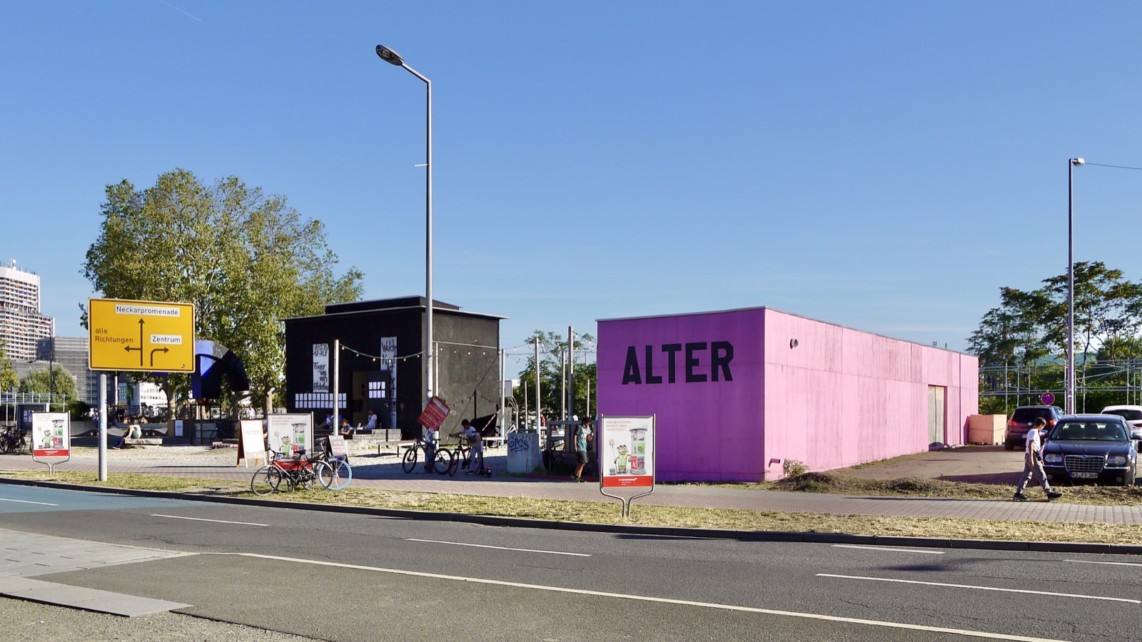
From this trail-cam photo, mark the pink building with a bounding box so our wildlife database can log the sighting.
[596,307,979,482]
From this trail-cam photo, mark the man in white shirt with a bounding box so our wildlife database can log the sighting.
[364,410,378,433]
[1014,417,1062,501]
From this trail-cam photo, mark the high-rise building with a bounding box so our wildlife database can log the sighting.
[0,261,54,362]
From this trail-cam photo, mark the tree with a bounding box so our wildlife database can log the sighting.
[970,261,1142,411]
[18,365,78,411]
[0,341,16,392]
[512,330,596,422]
[82,169,364,415]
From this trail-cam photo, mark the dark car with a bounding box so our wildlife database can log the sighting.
[1041,414,1140,486]
[1004,405,1064,451]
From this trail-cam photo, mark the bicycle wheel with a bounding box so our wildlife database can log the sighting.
[0,437,10,455]
[433,449,453,475]
[319,459,352,490]
[446,449,460,476]
[402,447,418,473]
[251,466,282,496]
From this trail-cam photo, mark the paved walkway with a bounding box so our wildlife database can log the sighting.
[2,446,1140,525]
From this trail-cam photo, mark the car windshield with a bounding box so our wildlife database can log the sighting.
[1052,421,1127,441]
[1104,409,1142,421]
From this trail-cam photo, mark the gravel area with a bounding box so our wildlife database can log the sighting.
[3,597,318,641]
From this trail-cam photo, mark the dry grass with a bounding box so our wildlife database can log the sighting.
[5,469,1142,546]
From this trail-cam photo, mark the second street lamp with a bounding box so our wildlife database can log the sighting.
[1067,156,1084,414]
[375,44,434,411]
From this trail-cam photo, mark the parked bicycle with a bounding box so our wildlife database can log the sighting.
[401,437,451,474]
[250,449,345,495]
[444,431,483,476]
[0,426,28,455]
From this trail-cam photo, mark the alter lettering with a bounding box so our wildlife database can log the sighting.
[620,341,734,385]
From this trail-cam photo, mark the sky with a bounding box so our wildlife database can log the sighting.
[3,1,1142,377]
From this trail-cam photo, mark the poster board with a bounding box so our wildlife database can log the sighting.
[237,419,267,467]
[600,415,655,489]
[326,435,349,461]
[31,412,70,459]
[266,414,313,458]
[417,396,451,430]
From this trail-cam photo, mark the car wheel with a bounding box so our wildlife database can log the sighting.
[1004,441,1014,451]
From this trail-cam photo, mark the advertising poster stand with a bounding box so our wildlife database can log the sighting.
[31,412,71,473]
[266,414,314,459]
[237,419,267,467]
[598,415,655,517]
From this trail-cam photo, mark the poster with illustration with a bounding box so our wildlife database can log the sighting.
[600,415,655,489]
[31,412,70,458]
[267,414,313,457]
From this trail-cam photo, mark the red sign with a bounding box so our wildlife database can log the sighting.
[417,396,451,430]
[1041,392,1055,405]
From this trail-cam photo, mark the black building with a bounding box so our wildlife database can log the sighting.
[283,297,503,439]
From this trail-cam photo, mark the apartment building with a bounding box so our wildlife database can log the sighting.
[0,262,54,362]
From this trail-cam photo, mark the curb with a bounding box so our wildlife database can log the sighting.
[4,477,1141,556]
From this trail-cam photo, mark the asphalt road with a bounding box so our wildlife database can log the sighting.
[2,485,1139,642]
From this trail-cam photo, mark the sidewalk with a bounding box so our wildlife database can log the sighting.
[2,445,1139,525]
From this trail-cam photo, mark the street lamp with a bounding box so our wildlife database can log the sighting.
[1067,156,1084,414]
[376,44,434,410]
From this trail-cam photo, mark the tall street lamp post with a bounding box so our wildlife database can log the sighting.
[376,44,434,410]
[1067,156,1084,414]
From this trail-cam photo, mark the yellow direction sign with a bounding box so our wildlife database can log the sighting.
[89,298,195,372]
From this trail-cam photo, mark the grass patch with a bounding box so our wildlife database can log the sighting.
[766,472,1142,506]
[4,469,1141,546]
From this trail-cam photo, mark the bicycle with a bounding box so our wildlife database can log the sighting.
[401,437,451,474]
[250,449,340,495]
[0,427,28,455]
[445,431,482,476]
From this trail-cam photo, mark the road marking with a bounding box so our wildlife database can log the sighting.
[150,514,267,527]
[0,497,58,506]
[1064,559,1142,568]
[832,544,944,555]
[237,553,1068,642]
[819,573,1140,604]
[406,538,590,557]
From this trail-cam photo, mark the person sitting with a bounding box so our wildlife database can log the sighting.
[338,417,355,438]
[362,409,378,434]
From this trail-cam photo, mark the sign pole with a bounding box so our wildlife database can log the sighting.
[98,373,107,481]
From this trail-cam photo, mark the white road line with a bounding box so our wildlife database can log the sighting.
[406,538,590,557]
[819,573,1140,605]
[1064,559,1142,568]
[0,497,58,506]
[150,514,268,527]
[237,553,1068,642]
[832,544,944,555]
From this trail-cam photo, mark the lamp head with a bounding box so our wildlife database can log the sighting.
[1071,157,1085,167]
[375,44,404,66]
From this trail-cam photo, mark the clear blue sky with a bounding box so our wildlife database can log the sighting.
[3,1,1142,376]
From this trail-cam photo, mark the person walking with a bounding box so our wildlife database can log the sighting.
[572,420,592,482]
[1014,417,1062,502]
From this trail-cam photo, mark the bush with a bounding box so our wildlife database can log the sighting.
[782,459,807,478]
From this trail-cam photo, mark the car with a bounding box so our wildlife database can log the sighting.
[1041,414,1141,486]
[1004,405,1064,450]
[1100,405,1142,431]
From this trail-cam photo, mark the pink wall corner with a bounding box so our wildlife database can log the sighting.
[597,309,766,482]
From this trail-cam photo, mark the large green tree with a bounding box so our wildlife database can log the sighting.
[82,169,364,414]
[969,261,1142,411]
[512,330,596,423]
